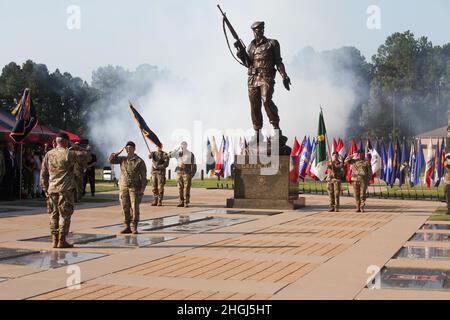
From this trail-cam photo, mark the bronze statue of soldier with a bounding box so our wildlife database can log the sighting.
[239,21,291,139]
[218,6,291,148]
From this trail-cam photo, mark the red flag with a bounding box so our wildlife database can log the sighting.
[214,136,225,178]
[331,138,338,155]
[345,138,358,182]
[289,136,304,183]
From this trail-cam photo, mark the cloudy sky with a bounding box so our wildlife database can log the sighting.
[0,0,448,81]
[0,0,449,163]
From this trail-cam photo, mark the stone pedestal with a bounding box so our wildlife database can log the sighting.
[226,155,305,210]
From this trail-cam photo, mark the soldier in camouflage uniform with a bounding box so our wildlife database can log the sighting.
[169,141,197,208]
[445,129,450,214]
[148,145,170,206]
[326,152,345,212]
[108,141,147,234]
[73,142,89,202]
[40,133,91,248]
[345,150,372,213]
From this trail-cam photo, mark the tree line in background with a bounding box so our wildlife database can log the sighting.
[0,31,449,139]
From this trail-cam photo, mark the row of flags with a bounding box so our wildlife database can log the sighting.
[287,110,447,189]
[289,133,446,188]
[206,135,249,178]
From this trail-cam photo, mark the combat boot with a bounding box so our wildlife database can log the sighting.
[151,198,158,206]
[131,223,139,235]
[177,202,184,207]
[184,202,189,208]
[58,234,74,248]
[335,206,340,212]
[52,235,59,248]
[120,223,132,234]
[355,206,361,213]
[157,199,162,206]
[361,206,365,213]
[328,206,334,212]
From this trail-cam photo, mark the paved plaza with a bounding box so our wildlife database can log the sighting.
[0,188,448,300]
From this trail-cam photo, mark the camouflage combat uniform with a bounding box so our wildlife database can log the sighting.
[169,149,197,207]
[73,158,88,202]
[445,153,450,214]
[109,153,147,228]
[325,160,345,212]
[40,146,91,247]
[148,150,170,205]
[346,157,372,212]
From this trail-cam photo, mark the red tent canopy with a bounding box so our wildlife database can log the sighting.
[59,129,80,143]
[0,109,57,144]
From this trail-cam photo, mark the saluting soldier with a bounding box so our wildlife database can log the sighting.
[108,141,147,234]
[326,151,345,212]
[345,150,372,213]
[148,144,170,206]
[445,128,450,214]
[40,133,91,248]
[169,141,197,208]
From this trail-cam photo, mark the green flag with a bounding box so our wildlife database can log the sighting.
[311,110,328,181]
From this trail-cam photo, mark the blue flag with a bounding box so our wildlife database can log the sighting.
[386,140,394,187]
[379,140,387,183]
[409,141,416,187]
[298,136,312,180]
[412,140,425,187]
[399,141,409,187]
[128,102,162,147]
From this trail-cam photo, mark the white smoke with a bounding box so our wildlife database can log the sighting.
[87,1,364,176]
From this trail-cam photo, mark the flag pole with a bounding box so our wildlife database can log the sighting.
[19,143,22,200]
[140,130,151,154]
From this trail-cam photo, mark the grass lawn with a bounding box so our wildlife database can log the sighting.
[428,208,450,222]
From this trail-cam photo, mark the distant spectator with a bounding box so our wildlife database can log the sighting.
[83,148,97,197]
[2,142,18,200]
[23,148,35,198]
[32,149,42,198]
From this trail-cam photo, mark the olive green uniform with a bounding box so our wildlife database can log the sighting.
[169,149,197,206]
[325,160,345,211]
[109,153,147,225]
[445,154,450,213]
[73,159,87,201]
[40,146,91,237]
[346,157,372,211]
[148,151,170,204]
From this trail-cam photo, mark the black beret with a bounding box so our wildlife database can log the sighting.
[56,132,69,140]
[251,21,265,30]
[126,141,136,148]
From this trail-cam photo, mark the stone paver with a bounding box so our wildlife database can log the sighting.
[0,187,445,299]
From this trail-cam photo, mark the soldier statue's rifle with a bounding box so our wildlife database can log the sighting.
[217,5,250,68]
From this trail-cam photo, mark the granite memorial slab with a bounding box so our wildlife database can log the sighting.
[410,232,450,242]
[421,224,450,231]
[157,217,253,233]
[20,233,116,244]
[371,267,450,291]
[194,209,282,216]
[0,251,106,269]
[97,214,212,232]
[394,246,450,260]
[0,247,40,260]
[84,235,176,247]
